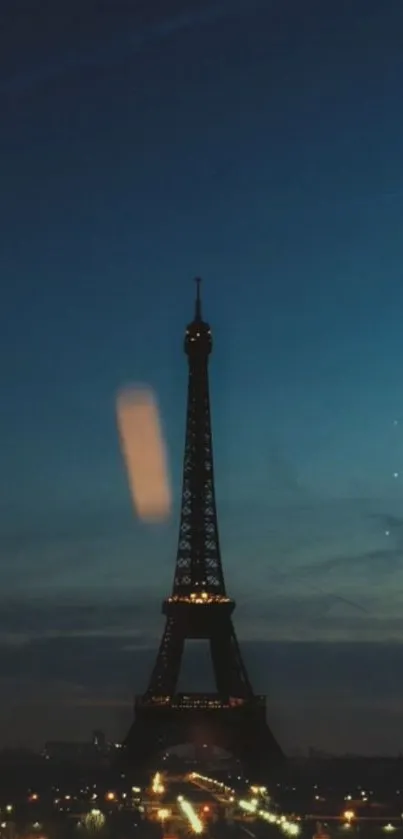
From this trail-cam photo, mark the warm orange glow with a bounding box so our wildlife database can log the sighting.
[106,792,116,801]
[177,796,204,834]
[116,385,171,522]
[344,811,355,822]
[168,593,230,604]
[151,771,165,795]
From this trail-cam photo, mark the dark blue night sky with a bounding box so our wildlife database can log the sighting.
[1,0,403,754]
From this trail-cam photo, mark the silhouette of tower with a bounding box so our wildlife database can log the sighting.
[123,279,284,774]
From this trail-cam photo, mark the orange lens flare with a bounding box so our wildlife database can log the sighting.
[116,385,171,522]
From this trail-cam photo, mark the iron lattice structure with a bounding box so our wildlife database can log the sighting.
[123,280,284,775]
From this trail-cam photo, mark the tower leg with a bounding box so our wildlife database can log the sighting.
[145,617,184,697]
[210,622,252,698]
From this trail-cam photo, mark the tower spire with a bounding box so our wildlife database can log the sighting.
[194,276,202,320]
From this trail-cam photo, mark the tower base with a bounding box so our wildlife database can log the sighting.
[121,693,284,780]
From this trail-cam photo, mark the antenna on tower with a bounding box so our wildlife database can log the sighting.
[194,277,202,320]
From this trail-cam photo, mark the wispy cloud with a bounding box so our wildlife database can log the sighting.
[0,638,401,754]
[307,546,402,575]
[0,578,400,659]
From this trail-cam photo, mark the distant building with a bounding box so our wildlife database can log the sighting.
[92,729,106,749]
[44,730,109,764]
[44,741,95,760]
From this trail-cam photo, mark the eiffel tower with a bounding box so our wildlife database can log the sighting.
[122,279,284,774]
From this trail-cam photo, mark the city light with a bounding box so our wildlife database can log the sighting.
[151,772,165,795]
[189,770,299,837]
[250,785,268,796]
[0,766,399,839]
[177,796,204,834]
[82,810,106,832]
[168,592,230,604]
[239,795,300,835]
[239,799,257,813]
[188,771,234,796]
